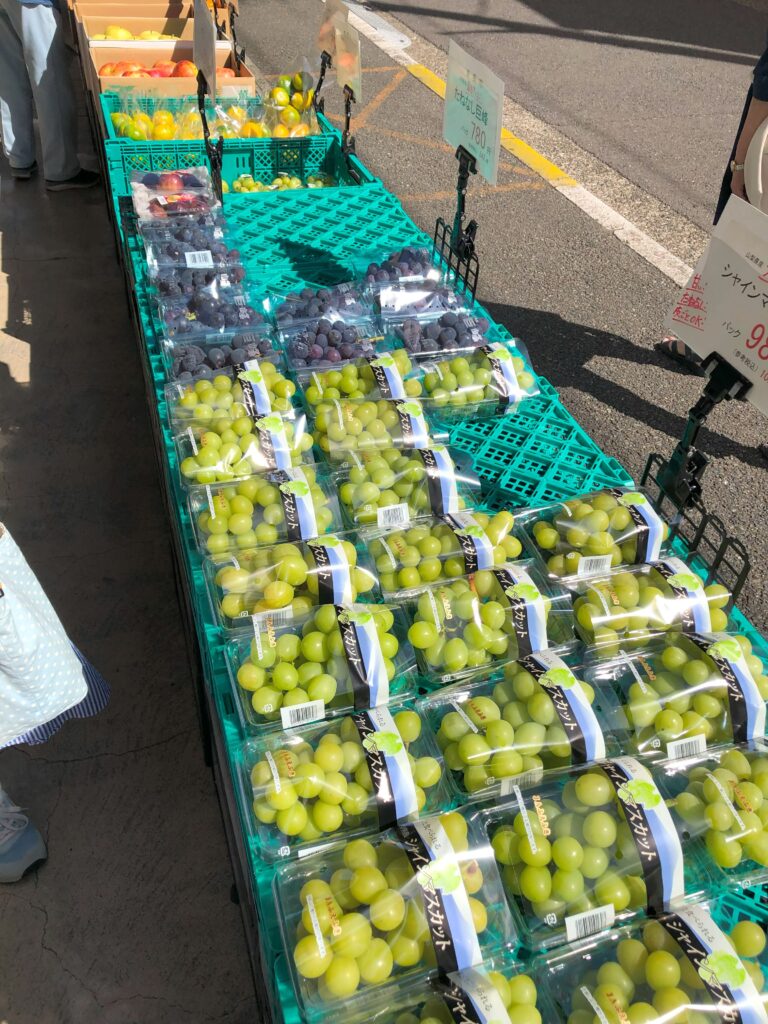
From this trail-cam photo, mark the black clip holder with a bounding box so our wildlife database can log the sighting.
[313,50,333,115]
[342,85,361,184]
[197,70,224,202]
[434,145,479,302]
[227,3,245,71]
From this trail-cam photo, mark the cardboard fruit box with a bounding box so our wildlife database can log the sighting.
[88,42,254,109]
[82,15,198,44]
[74,3,194,22]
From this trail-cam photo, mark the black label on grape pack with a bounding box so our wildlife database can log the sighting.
[437,980,485,1024]
[309,541,352,605]
[334,606,389,708]
[519,654,588,763]
[688,633,752,743]
[233,363,258,418]
[274,471,300,540]
[446,517,481,574]
[256,424,276,469]
[337,607,368,707]
[652,559,694,630]
[663,914,748,1024]
[608,487,651,561]
[492,567,547,657]
[353,710,397,830]
[397,823,460,974]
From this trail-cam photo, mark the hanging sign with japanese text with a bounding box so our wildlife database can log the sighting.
[664,196,768,415]
[443,40,504,186]
[335,19,362,102]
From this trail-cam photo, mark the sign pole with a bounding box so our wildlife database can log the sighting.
[194,0,222,201]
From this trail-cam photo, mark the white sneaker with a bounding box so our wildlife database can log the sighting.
[0,787,47,883]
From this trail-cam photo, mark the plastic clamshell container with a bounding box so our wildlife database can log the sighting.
[334,447,482,531]
[473,756,713,953]
[187,465,343,556]
[309,397,449,466]
[375,281,472,320]
[654,741,768,891]
[280,317,386,372]
[164,353,302,431]
[583,632,768,764]
[161,325,280,381]
[273,810,516,1016]
[297,348,420,407]
[224,602,418,727]
[265,283,373,331]
[140,216,241,271]
[357,245,442,294]
[569,556,734,654]
[338,951,540,1024]
[418,650,627,802]
[237,701,450,862]
[531,901,768,1024]
[203,534,380,635]
[175,413,315,488]
[404,561,574,687]
[362,509,523,599]
[388,311,496,359]
[414,340,541,427]
[130,166,217,220]
[155,285,267,339]
[516,486,674,584]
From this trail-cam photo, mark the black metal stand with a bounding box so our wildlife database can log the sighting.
[197,71,224,202]
[227,2,245,72]
[434,145,480,301]
[642,352,751,510]
[342,84,361,183]
[313,50,332,115]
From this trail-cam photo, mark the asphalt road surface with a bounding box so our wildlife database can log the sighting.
[237,0,768,630]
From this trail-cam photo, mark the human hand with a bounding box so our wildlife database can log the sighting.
[731,167,748,200]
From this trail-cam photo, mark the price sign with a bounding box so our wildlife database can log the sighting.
[664,196,768,415]
[316,0,346,57]
[335,19,362,102]
[193,0,217,96]
[443,40,504,186]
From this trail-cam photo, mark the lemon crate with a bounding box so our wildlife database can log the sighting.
[452,385,633,500]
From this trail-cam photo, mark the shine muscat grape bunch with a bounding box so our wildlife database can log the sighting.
[233,604,405,721]
[369,512,521,594]
[391,969,541,1024]
[433,663,598,796]
[178,414,312,484]
[337,450,473,527]
[170,363,297,426]
[529,490,671,577]
[311,397,438,457]
[611,633,768,757]
[558,916,766,1024]
[406,573,556,680]
[211,537,376,622]
[290,813,490,1001]
[420,349,536,412]
[302,350,418,405]
[193,470,336,554]
[491,767,664,930]
[573,565,731,653]
[672,746,768,873]
[169,333,280,381]
[248,710,441,843]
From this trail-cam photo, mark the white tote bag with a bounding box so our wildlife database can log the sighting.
[0,525,87,746]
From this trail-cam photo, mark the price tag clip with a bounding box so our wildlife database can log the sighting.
[434,145,480,303]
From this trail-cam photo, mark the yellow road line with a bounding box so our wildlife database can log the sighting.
[405,62,578,188]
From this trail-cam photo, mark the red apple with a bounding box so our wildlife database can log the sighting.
[114,60,142,74]
[172,60,197,78]
[159,172,184,190]
[217,67,236,78]
[152,60,176,77]
[98,62,117,75]
[147,69,165,77]
[123,70,152,78]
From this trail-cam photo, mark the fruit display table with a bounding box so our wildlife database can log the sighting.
[66,13,768,1024]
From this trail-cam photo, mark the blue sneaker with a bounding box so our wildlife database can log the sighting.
[0,788,47,883]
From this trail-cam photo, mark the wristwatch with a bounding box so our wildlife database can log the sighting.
[731,160,746,173]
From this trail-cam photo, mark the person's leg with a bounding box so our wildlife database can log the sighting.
[0,0,36,172]
[0,783,47,883]
[15,0,79,181]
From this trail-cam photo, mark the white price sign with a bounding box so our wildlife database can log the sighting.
[665,195,768,415]
[193,0,216,96]
[443,40,504,186]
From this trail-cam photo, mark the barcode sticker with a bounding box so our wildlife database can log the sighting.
[184,250,214,268]
[186,426,198,455]
[280,700,325,729]
[155,196,168,206]
[666,734,707,761]
[253,607,293,629]
[451,701,479,733]
[566,906,616,943]
[577,554,613,577]
[377,502,410,528]
[234,294,246,306]
[500,769,544,795]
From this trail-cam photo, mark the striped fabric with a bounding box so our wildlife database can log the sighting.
[1,645,110,749]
